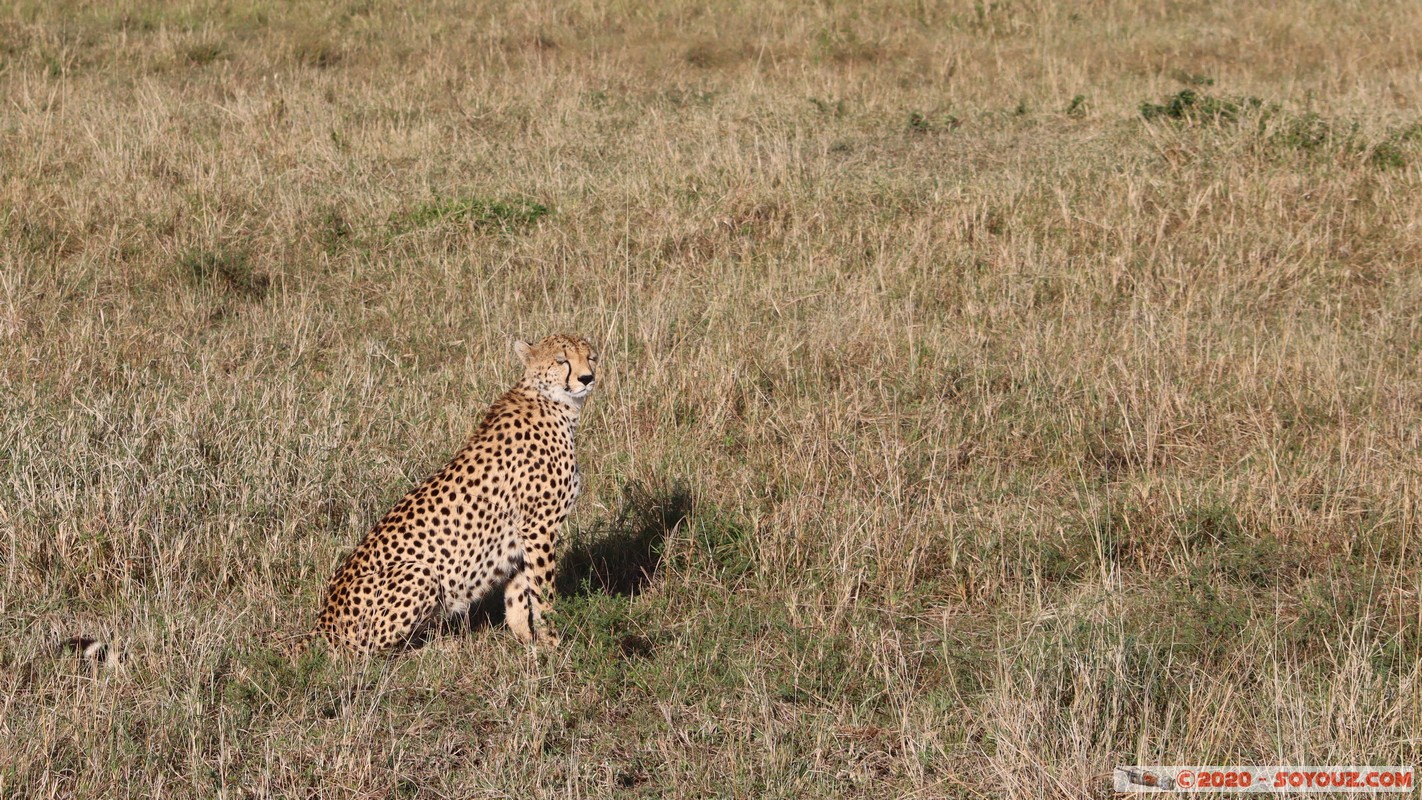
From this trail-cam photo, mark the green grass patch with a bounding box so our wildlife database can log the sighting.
[178,247,271,300]
[396,195,551,234]
[907,109,961,133]
[686,509,755,581]
[1141,91,1415,169]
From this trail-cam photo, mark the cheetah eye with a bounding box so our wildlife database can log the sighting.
[588,354,598,363]
[555,356,568,365]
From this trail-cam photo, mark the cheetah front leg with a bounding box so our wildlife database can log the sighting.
[503,539,560,647]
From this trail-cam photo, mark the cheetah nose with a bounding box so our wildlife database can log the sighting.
[578,374,594,386]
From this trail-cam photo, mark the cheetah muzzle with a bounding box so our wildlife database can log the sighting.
[312,334,599,654]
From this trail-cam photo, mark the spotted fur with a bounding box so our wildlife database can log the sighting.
[313,334,598,653]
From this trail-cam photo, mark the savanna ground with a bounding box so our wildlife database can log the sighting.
[2,1,1421,797]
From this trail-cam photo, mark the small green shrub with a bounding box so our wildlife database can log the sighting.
[182,41,225,65]
[1140,89,1262,123]
[1146,577,1253,665]
[1267,111,1343,152]
[292,34,341,68]
[317,207,353,255]
[808,96,846,118]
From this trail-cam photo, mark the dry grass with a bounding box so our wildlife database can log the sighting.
[2,0,1421,796]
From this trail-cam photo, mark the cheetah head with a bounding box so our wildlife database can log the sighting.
[514,334,599,408]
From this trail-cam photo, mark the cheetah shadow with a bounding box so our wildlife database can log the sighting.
[451,482,692,635]
[557,482,692,598]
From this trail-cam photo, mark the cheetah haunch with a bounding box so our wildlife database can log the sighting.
[313,334,598,653]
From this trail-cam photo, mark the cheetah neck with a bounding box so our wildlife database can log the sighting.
[514,381,583,427]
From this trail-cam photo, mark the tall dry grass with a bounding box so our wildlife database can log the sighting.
[2,0,1420,797]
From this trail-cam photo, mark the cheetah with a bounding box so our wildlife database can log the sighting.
[312,334,598,653]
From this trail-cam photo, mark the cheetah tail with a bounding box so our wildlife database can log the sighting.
[59,635,121,668]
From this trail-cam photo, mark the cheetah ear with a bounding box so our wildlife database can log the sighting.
[512,339,533,363]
